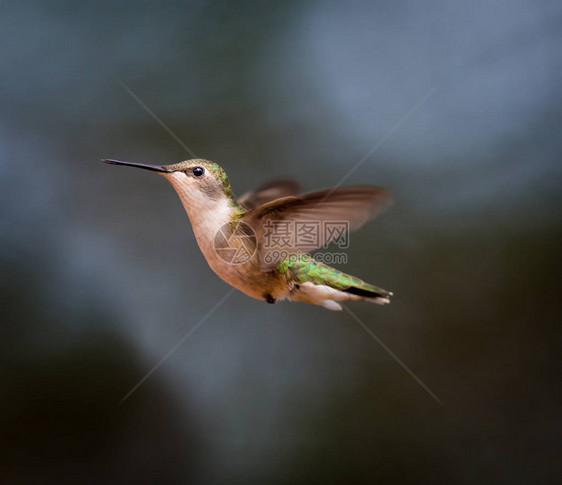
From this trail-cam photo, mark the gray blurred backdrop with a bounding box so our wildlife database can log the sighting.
[1,1,561,484]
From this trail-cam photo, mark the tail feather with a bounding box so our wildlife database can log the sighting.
[341,285,392,300]
[325,268,392,304]
[284,255,393,308]
[341,286,391,305]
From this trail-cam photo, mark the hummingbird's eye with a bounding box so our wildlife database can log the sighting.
[192,166,204,177]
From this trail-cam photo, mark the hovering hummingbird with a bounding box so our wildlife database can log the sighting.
[102,158,393,310]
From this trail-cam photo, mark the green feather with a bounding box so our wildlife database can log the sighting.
[276,255,391,298]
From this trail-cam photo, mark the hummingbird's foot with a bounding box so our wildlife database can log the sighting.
[264,293,277,304]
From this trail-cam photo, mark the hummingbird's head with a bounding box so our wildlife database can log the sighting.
[162,159,235,202]
[103,158,236,205]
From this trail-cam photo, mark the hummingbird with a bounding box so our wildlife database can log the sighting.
[102,158,393,311]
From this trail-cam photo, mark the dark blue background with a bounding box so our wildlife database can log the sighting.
[1,1,560,483]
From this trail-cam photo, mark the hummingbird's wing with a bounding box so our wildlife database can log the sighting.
[238,179,304,210]
[242,186,393,270]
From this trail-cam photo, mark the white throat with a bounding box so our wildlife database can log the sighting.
[163,172,234,249]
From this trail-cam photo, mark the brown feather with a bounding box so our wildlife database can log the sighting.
[242,186,393,269]
[238,179,304,210]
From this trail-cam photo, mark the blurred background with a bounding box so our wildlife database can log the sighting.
[1,1,561,483]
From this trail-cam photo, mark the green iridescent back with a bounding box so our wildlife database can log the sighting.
[276,254,387,294]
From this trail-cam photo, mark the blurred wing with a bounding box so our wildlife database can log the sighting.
[238,179,304,210]
[242,186,393,269]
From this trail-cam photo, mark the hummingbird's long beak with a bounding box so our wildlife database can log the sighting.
[102,159,173,173]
